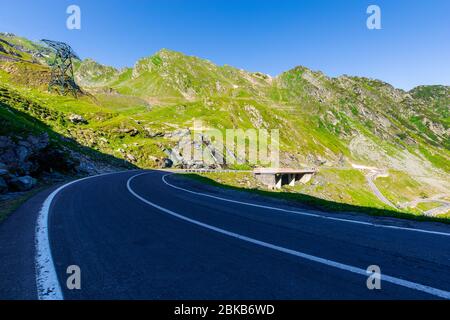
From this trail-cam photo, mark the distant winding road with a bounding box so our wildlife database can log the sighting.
[365,170,450,216]
[365,171,396,209]
[1,170,450,300]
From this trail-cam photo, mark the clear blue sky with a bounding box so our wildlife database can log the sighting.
[0,0,449,90]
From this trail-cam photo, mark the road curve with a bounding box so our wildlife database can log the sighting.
[425,203,450,217]
[1,170,450,299]
[365,171,396,209]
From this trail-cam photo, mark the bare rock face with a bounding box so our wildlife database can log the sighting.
[244,104,266,129]
[162,129,244,169]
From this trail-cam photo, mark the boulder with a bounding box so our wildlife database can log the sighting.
[128,129,139,137]
[16,145,30,162]
[126,154,137,162]
[162,158,173,168]
[0,168,9,177]
[76,161,98,175]
[9,175,37,191]
[117,128,139,137]
[164,148,183,167]
[16,161,37,176]
[68,114,88,124]
[144,127,164,138]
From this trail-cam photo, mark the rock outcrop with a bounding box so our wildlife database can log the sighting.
[163,129,243,169]
[68,114,88,124]
[0,133,77,193]
[9,175,37,191]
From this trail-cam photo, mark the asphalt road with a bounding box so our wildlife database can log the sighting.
[1,170,450,300]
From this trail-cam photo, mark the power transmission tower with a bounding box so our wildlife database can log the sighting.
[41,39,80,97]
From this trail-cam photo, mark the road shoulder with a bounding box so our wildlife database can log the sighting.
[0,183,64,299]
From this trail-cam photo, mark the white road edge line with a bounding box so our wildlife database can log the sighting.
[35,170,138,300]
[128,173,450,299]
[162,174,450,237]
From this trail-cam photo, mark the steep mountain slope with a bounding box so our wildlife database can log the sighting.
[0,32,448,216]
[90,48,449,180]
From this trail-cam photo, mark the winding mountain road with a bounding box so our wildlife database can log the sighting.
[365,171,396,209]
[1,170,450,300]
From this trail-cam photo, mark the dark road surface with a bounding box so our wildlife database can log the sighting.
[1,170,450,300]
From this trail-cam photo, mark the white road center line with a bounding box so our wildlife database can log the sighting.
[127,172,450,299]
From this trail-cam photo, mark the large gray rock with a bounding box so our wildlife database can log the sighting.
[16,145,30,162]
[0,168,9,177]
[144,127,164,138]
[163,130,243,169]
[76,161,98,175]
[126,154,137,162]
[164,148,183,167]
[68,114,87,124]
[117,128,139,136]
[0,177,7,194]
[162,158,173,168]
[10,176,37,191]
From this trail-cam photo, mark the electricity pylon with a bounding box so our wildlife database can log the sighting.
[41,39,80,97]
